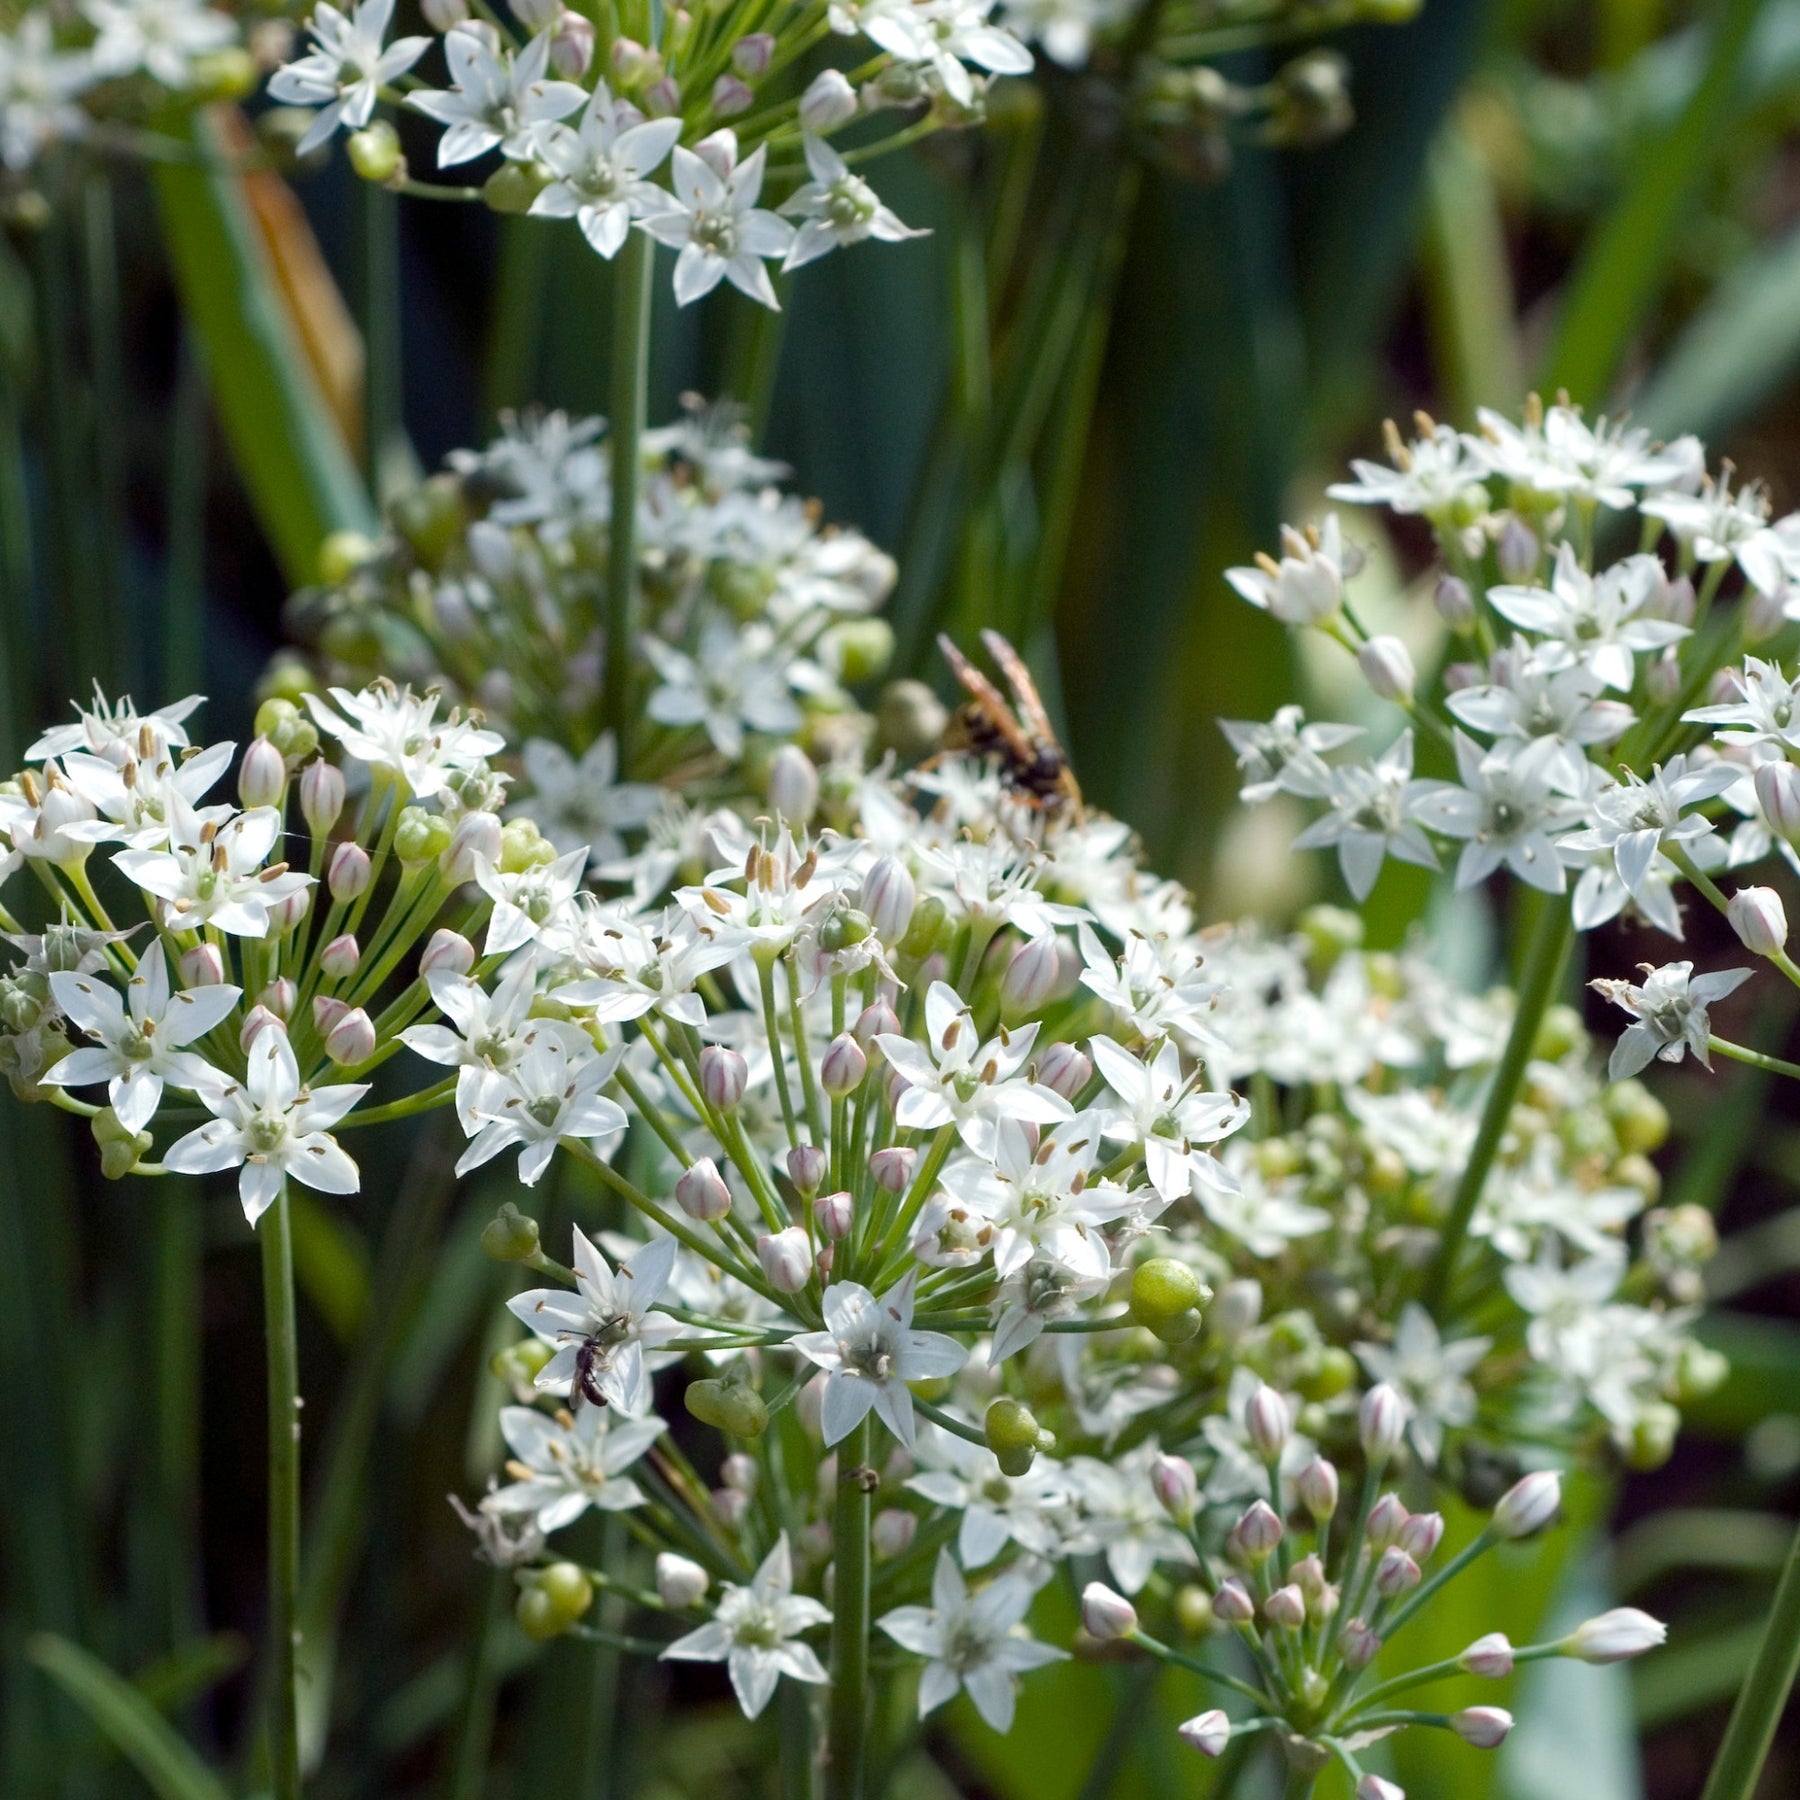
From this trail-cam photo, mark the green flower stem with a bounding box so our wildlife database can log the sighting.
[605,228,653,773]
[1423,892,1573,1315]
[910,1394,987,1449]
[1126,1631,1268,1709]
[1376,1528,1497,1641]
[826,1413,873,1800]
[260,1185,302,1800]
[446,1564,508,1800]
[1281,1768,1316,1800]
[869,1125,957,1287]
[1709,1038,1800,1082]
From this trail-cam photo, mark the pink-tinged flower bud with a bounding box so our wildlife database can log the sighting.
[730,30,773,75]
[1443,659,1482,692]
[1213,1278,1261,1342]
[999,933,1062,1014]
[871,1508,916,1558]
[1264,1584,1306,1630]
[1297,1457,1339,1521]
[181,943,225,988]
[1339,1619,1381,1671]
[1643,571,1696,625]
[853,999,901,1049]
[320,933,361,981]
[1398,1511,1444,1562]
[1373,1548,1420,1597]
[271,888,312,937]
[1359,1382,1407,1463]
[721,1452,758,1493]
[1459,1632,1514,1678]
[1730,886,1788,957]
[642,75,680,117]
[1434,573,1475,632]
[1492,1469,1561,1540]
[1356,634,1416,704]
[711,1485,749,1528]
[757,1227,813,1293]
[549,9,593,77]
[655,1552,708,1608]
[857,856,916,946]
[1245,1384,1291,1461]
[1150,1453,1198,1523]
[1232,1499,1283,1563]
[313,996,349,1037]
[1755,760,1800,848]
[1645,648,1682,704]
[1366,1495,1408,1553]
[240,1006,283,1052]
[1177,1711,1230,1758]
[324,1006,376,1067]
[1292,1553,1327,1601]
[711,73,753,116]
[1356,1778,1404,1800]
[787,1143,827,1195]
[239,736,287,808]
[1496,516,1539,583]
[511,0,556,28]
[700,1045,748,1111]
[1033,1040,1092,1102]
[421,927,475,977]
[1564,1607,1665,1664]
[821,1032,868,1097]
[767,744,819,822]
[443,810,503,884]
[816,1243,835,1277]
[799,66,858,132]
[1747,584,1790,645]
[870,1146,916,1193]
[421,0,467,30]
[1212,1579,1255,1624]
[328,841,371,901]
[1451,1707,1513,1749]
[256,978,296,1021]
[814,1190,854,1241]
[1080,1582,1137,1642]
[609,33,650,79]
[676,1159,732,1223]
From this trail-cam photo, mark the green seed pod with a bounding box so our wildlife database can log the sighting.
[897,895,948,961]
[490,1337,554,1386]
[189,46,259,100]
[685,1375,769,1438]
[1605,1079,1669,1155]
[1297,904,1362,971]
[1130,1257,1208,1344]
[537,1561,594,1623]
[985,1397,1054,1476]
[516,1584,567,1641]
[394,807,453,865]
[1174,1585,1214,1637]
[92,1107,152,1181]
[818,908,874,952]
[500,819,555,874]
[483,161,550,214]
[391,474,466,569]
[1298,1346,1356,1403]
[482,1202,541,1263]
[819,618,894,685]
[1532,1002,1588,1063]
[1624,1402,1680,1472]
[875,678,949,761]
[317,530,379,586]
[347,120,403,184]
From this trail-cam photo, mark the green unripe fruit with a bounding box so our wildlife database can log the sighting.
[318,530,378,586]
[394,807,453,865]
[490,1338,554,1386]
[1612,1152,1661,1204]
[1533,1002,1587,1062]
[253,697,319,762]
[190,46,258,100]
[516,1585,567,1641]
[1676,1341,1728,1403]
[1254,1137,1301,1181]
[483,162,550,213]
[1606,1079,1669,1155]
[1298,1346,1356,1402]
[818,908,874,952]
[92,1107,153,1180]
[1131,1257,1204,1323]
[1174,1585,1214,1637]
[820,618,895,685]
[897,895,948,961]
[875,678,949,761]
[685,1375,769,1438]
[500,819,555,873]
[1298,904,1362,971]
[391,474,466,568]
[537,1561,594,1622]
[347,120,402,184]
[1624,1402,1679,1472]
[482,1202,541,1263]
[985,1397,1054,1476]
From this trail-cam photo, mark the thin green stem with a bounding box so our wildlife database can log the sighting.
[605,229,654,771]
[826,1414,873,1800]
[1710,1038,1800,1082]
[445,1564,508,1800]
[260,1187,302,1800]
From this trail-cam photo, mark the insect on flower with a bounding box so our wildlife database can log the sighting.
[935,630,1083,818]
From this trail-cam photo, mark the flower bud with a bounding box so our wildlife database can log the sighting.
[1080,1582,1137,1642]
[1365,1493,1408,1551]
[676,1158,732,1222]
[1755,760,1800,848]
[787,1143,827,1195]
[1564,1607,1665,1664]
[421,927,475,977]
[870,1145,917,1193]
[700,1045,747,1111]
[1212,1579,1255,1624]
[1397,1511,1444,1562]
[240,1006,283,1052]
[861,855,917,944]
[1245,1384,1291,1461]
[985,1396,1053,1476]
[1033,1040,1092,1101]
[239,736,287,808]
[1356,634,1415,703]
[655,1552,709,1608]
[730,29,774,75]
[1177,1711,1230,1758]
[685,1371,769,1437]
[549,9,594,77]
[998,934,1061,1015]
[1493,515,1537,583]
[512,0,557,26]
[610,33,651,80]
[757,1227,813,1292]
[1232,1499,1283,1563]
[1730,886,1788,957]
[642,75,680,117]
[320,933,361,981]
[1373,1547,1420,1597]
[481,1201,540,1262]
[1292,1554,1335,1617]
[444,810,503,884]
[328,841,372,901]
[767,744,819,822]
[181,943,226,988]
[1150,1453,1198,1523]
[1212,1278,1262,1342]
[1747,584,1790,644]
[799,66,858,131]
[257,978,296,1021]
[814,1190,854,1241]
[1356,1779,1404,1800]
[711,73,753,116]
[324,1006,376,1067]
[1459,1631,1514,1677]
[1491,1469,1560,1540]
[421,0,467,27]
[872,1508,916,1558]
[313,995,348,1036]
[1434,573,1476,633]
[1359,1382,1407,1464]
[1451,1707,1512,1749]
[1297,1457,1339,1521]
[820,1032,868,1097]
[853,999,900,1049]
[1645,648,1682,704]
[1339,1619,1381,1670]
[712,1485,749,1527]
[721,1452,758,1495]
[1265,1584,1306,1630]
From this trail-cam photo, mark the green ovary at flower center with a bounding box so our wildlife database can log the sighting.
[732,1608,781,1650]
[842,1332,893,1382]
[120,1023,156,1061]
[248,1114,288,1154]
[823,179,875,231]
[525,1094,564,1130]
[942,1617,998,1673]
[692,211,739,258]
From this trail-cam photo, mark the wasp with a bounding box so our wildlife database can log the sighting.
[565,1313,633,1413]
[935,629,1083,817]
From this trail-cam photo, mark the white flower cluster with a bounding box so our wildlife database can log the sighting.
[1224,397,1800,1087]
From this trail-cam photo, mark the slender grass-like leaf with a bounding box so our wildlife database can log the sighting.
[29,1634,232,1800]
